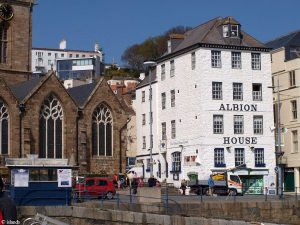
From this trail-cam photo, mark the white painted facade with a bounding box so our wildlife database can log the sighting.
[136,48,276,194]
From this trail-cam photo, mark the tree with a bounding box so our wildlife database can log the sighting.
[122,26,191,71]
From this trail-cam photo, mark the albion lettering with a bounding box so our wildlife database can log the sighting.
[223,137,257,145]
[219,104,257,112]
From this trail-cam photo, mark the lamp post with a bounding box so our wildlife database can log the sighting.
[143,61,156,177]
[269,79,284,198]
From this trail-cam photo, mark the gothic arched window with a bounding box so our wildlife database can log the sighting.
[39,95,63,158]
[92,104,113,156]
[0,99,9,154]
[0,23,8,64]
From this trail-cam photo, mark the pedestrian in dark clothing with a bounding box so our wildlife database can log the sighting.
[181,179,187,195]
[131,178,138,194]
[0,176,18,223]
[148,176,156,187]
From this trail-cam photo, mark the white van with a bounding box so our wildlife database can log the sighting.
[126,166,144,178]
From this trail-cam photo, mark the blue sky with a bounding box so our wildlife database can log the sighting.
[33,0,300,65]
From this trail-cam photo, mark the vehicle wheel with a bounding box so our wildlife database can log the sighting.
[106,192,113,200]
[229,189,237,196]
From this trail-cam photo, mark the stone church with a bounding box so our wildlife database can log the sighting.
[0,0,130,178]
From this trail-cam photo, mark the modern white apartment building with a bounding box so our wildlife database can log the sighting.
[136,17,276,194]
[32,40,104,80]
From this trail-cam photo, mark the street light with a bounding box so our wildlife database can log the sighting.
[268,79,284,198]
[143,60,156,177]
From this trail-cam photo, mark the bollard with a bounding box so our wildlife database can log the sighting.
[129,187,132,203]
[117,193,120,209]
[166,185,169,215]
[265,187,268,202]
[200,187,203,202]
[295,187,298,201]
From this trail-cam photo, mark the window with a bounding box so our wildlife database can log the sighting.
[231,25,239,37]
[85,179,95,186]
[252,84,262,101]
[223,25,229,37]
[289,70,296,87]
[162,122,166,140]
[48,60,52,66]
[76,54,79,58]
[171,152,181,172]
[191,52,196,70]
[69,54,73,58]
[161,64,165,80]
[92,104,113,156]
[254,148,265,167]
[142,136,146,149]
[212,82,222,100]
[98,180,108,186]
[235,148,245,166]
[0,99,9,154]
[82,55,85,58]
[234,115,244,134]
[0,23,8,63]
[48,52,51,56]
[171,90,175,107]
[61,53,64,57]
[233,83,243,100]
[292,130,298,153]
[214,148,225,167]
[161,92,166,110]
[171,120,176,139]
[55,53,58,58]
[142,114,146,125]
[211,51,221,68]
[291,100,297,120]
[231,52,241,69]
[253,116,263,134]
[213,115,223,134]
[251,53,261,70]
[170,60,175,77]
[142,91,145,102]
[39,94,63,158]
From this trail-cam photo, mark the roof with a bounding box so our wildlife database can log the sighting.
[110,76,141,82]
[136,69,157,89]
[10,77,44,101]
[32,47,100,54]
[67,82,97,106]
[265,29,300,50]
[158,16,268,61]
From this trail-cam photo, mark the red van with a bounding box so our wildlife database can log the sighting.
[75,177,116,199]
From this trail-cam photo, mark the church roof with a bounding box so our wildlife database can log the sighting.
[67,82,97,106]
[10,77,44,101]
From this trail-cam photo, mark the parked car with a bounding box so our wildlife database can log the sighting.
[75,177,116,199]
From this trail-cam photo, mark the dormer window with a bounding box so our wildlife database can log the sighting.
[223,24,240,38]
[223,25,229,37]
[231,25,239,37]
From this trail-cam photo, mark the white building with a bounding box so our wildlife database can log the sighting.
[31,40,104,80]
[135,17,276,194]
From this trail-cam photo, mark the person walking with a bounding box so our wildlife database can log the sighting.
[0,176,17,224]
[181,179,187,195]
[208,175,215,196]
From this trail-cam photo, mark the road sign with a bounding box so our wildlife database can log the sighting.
[274,166,279,173]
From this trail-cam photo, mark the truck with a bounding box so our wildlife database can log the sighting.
[188,171,243,196]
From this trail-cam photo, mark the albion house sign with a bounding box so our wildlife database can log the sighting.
[219,103,258,145]
[219,104,257,111]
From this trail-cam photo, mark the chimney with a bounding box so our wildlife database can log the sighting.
[139,73,145,80]
[95,42,100,52]
[167,34,185,53]
[59,39,67,50]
